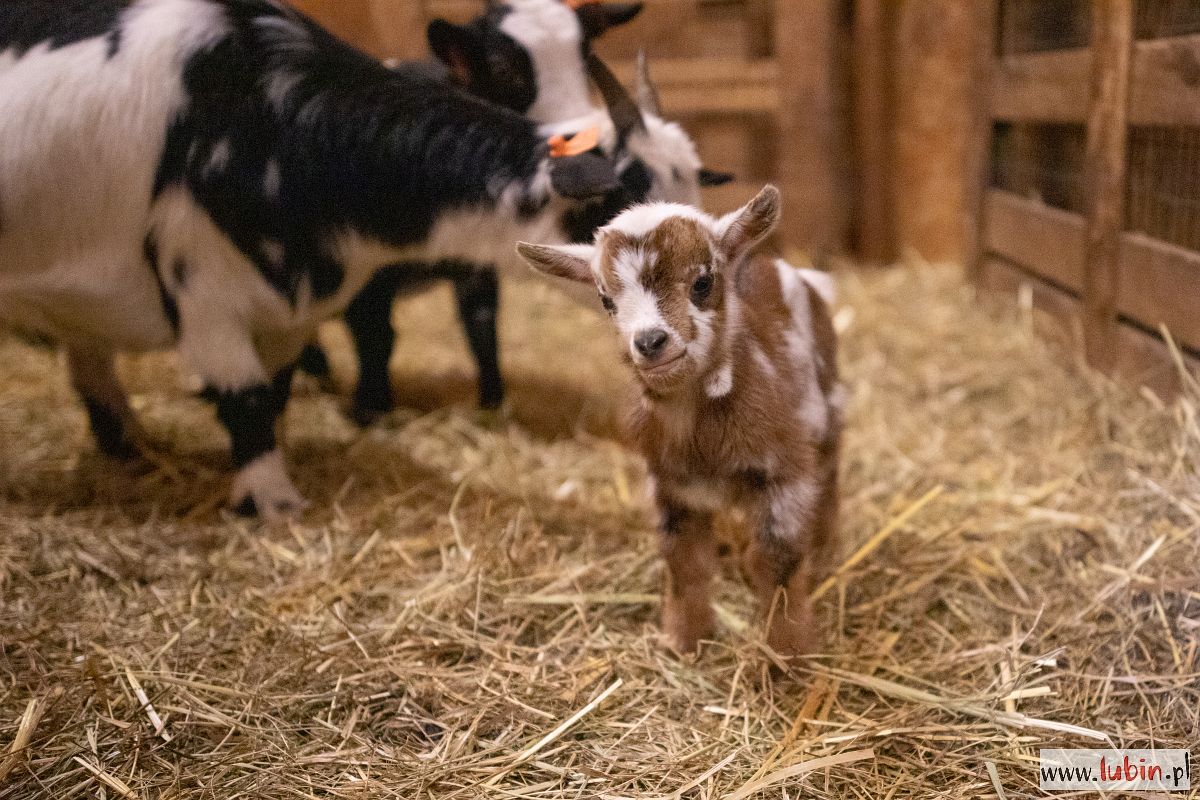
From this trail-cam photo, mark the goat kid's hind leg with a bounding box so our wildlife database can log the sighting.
[67,348,144,460]
[742,481,821,659]
[344,273,397,425]
[656,487,719,655]
[453,267,504,410]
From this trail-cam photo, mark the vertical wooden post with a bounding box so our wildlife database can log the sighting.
[774,0,850,257]
[371,0,428,62]
[889,0,985,264]
[1082,0,1133,370]
[851,0,896,264]
[964,0,998,281]
[289,0,383,55]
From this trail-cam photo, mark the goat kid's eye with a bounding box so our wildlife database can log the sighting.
[600,294,617,314]
[691,274,714,304]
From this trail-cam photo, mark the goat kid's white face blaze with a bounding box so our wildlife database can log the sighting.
[595,219,724,391]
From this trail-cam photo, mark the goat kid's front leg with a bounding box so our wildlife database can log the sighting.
[655,486,719,655]
[742,480,826,659]
[452,267,504,410]
[67,348,145,460]
[214,363,306,519]
[179,320,307,519]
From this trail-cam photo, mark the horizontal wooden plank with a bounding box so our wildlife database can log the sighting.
[991,33,1200,125]
[984,190,1200,351]
[427,0,760,59]
[609,58,779,115]
[978,256,1198,399]
[700,179,763,214]
[1117,231,1200,354]
[1128,34,1200,127]
[983,189,1086,289]
[991,47,1090,124]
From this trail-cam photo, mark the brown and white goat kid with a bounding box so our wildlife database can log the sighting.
[517,186,842,657]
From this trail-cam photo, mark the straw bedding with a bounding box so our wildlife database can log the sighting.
[0,263,1197,799]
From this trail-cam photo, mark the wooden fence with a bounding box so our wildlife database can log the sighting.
[978,0,1200,394]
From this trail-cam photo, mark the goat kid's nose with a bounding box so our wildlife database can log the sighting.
[634,328,670,359]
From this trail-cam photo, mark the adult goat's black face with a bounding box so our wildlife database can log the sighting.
[427,15,538,114]
[427,1,644,117]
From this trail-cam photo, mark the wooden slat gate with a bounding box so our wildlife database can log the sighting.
[978,0,1200,393]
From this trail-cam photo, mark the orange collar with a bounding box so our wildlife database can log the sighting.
[548,126,602,158]
[564,0,602,7]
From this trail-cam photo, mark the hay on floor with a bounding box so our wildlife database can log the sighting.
[0,264,1197,799]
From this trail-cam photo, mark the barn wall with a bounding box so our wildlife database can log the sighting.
[979,0,1200,393]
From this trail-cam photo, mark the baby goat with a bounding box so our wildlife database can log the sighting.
[517,186,843,657]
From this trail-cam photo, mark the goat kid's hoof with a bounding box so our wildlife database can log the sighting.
[96,436,143,462]
[662,604,715,657]
[229,453,309,521]
[231,493,310,521]
[349,391,394,427]
[765,616,816,661]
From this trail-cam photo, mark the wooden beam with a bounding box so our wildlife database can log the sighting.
[1115,233,1200,355]
[984,190,1086,290]
[850,0,896,263]
[370,0,428,62]
[964,0,999,279]
[773,0,849,256]
[991,47,1089,123]
[992,33,1200,126]
[1081,0,1133,370]
[287,0,426,60]
[609,58,779,116]
[888,0,984,264]
[1128,34,1200,127]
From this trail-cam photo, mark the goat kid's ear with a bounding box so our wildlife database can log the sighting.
[427,20,480,86]
[634,50,662,116]
[517,242,596,283]
[698,168,735,187]
[549,150,622,199]
[576,2,644,39]
[718,184,781,259]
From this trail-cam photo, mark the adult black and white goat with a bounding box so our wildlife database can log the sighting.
[296,0,651,418]
[0,0,634,517]
[315,0,735,422]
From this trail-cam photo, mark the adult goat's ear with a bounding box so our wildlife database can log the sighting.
[427,20,480,86]
[549,151,622,199]
[517,242,596,283]
[698,168,735,187]
[717,185,781,259]
[576,2,643,39]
